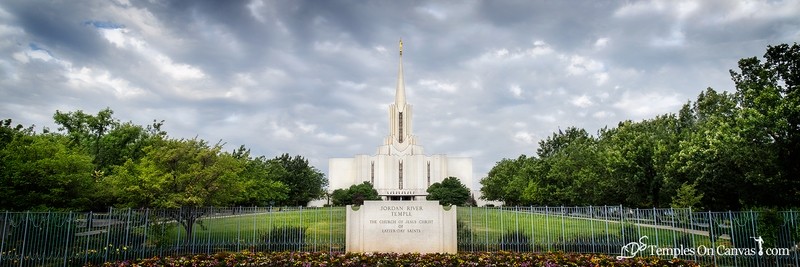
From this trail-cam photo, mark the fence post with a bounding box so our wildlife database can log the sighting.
[313,206,317,252]
[0,211,8,265]
[470,206,475,252]
[793,209,798,267]
[688,208,696,263]
[207,207,212,254]
[300,206,304,252]
[728,210,737,267]
[236,207,241,252]
[669,207,676,253]
[484,206,489,251]
[652,208,658,249]
[499,206,504,251]
[603,206,610,254]
[123,208,131,261]
[528,206,533,253]
[514,206,520,252]
[709,211,717,267]
[141,209,149,260]
[589,206,595,253]
[252,207,257,252]
[619,206,625,249]
[750,210,760,267]
[545,206,550,251]
[19,211,29,267]
[561,206,566,252]
[175,208,181,255]
[104,207,112,263]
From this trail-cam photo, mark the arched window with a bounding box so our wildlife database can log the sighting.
[370,161,375,184]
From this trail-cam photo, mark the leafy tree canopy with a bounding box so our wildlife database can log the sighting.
[331,182,380,206]
[427,177,471,206]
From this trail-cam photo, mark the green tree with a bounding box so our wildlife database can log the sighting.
[331,182,380,206]
[106,137,244,239]
[53,108,164,175]
[600,117,680,208]
[479,156,526,205]
[271,154,327,206]
[427,177,471,206]
[668,88,764,210]
[0,132,94,210]
[730,43,800,207]
[53,108,117,161]
[231,146,289,206]
[525,127,603,206]
[670,182,704,210]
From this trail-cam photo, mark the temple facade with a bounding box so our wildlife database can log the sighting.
[327,41,473,201]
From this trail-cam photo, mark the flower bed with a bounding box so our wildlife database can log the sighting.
[90,251,706,266]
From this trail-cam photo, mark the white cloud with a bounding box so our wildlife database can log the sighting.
[651,26,685,47]
[613,91,683,117]
[532,114,557,123]
[593,72,609,86]
[313,41,342,53]
[527,40,553,56]
[594,37,610,48]
[418,79,457,93]
[98,28,205,80]
[571,94,593,108]
[565,55,604,76]
[495,48,509,57]
[337,80,367,91]
[296,121,317,133]
[247,0,266,23]
[346,123,378,136]
[153,54,205,80]
[315,132,347,143]
[271,121,294,140]
[509,84,522,98]
[450,118,479,127]
[66,67,147,99]
[11,52,28,63]
[513,131,536,144]
[592,110,614,118]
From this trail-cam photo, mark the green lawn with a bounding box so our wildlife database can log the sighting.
[154,206,711,251]
[457,207,713,249]
[159,207,346,251]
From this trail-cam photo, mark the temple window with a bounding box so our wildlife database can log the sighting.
[398,112,404,143]
[398,161,403,189]
[427,161,431,187]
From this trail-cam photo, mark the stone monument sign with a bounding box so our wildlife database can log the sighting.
[346,200,457,253]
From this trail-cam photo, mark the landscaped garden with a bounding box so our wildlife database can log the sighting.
[86,251,707,266]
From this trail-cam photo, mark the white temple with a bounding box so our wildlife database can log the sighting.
[327,40,473,201]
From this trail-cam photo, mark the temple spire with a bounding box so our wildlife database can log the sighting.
[395,39,406,110]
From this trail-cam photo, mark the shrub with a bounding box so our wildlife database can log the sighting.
[499,231,533,252]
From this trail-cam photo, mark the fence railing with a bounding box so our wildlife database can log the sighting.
[0,206,797,266]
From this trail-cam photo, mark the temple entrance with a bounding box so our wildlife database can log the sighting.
[387,195,414,201]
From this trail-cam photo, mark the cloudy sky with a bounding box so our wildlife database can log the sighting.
[1,0,798,188]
